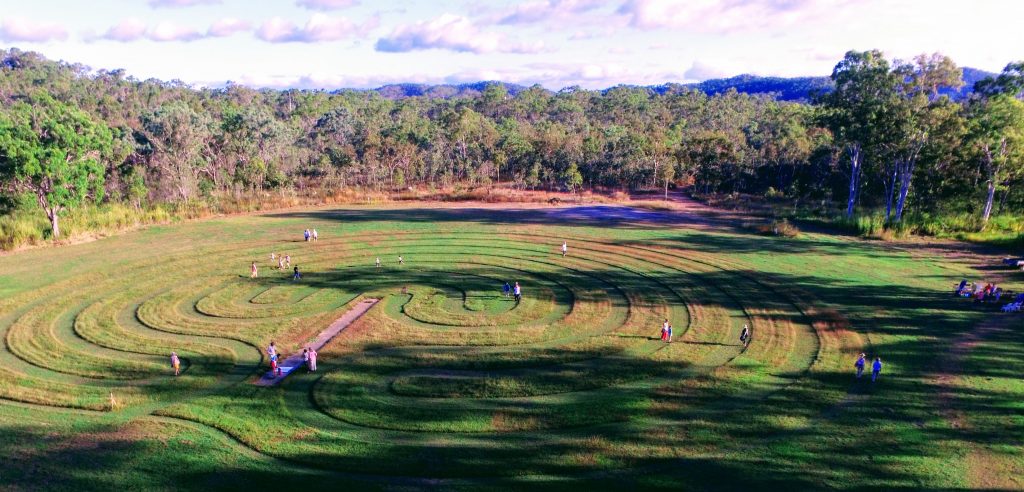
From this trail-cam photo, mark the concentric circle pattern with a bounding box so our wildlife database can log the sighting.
[0,222,859,481]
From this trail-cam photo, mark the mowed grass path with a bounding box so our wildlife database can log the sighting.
[0,204,1020,490]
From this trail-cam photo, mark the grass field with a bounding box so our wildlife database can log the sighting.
[0,202,1021,491]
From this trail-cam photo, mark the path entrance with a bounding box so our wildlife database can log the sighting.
[254,298,380,387]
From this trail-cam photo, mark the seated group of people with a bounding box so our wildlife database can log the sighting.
[954,280,1006,303]
[1001,257,1024,269]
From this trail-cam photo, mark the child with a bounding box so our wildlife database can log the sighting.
[267,341,277,359]
[303,348,310,370]
[170,351,180,376]
[667,324,673,343]
[375,257,381,268]
[293,266,302,281]
[740,324,750,348]
[270,252,276,261]
[308,348,317,372]
[855,353,866,378]
[270,353,279,377]
[561,241,568,257]
[660,325,667,341]
[871,357,883,382]
[398,255,404,265]
[250,261,258,278]
[285,255,291,268]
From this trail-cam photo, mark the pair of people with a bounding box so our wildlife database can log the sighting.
[854,353,883,382]
[303,347,318,372]
[303,229,319,241]
[660,319,673,342]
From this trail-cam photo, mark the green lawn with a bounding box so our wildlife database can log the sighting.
[0,204,1020,490]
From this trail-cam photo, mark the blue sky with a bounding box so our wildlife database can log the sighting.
[1,0,1021,90]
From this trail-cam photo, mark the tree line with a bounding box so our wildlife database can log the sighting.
[0,48,1022,238]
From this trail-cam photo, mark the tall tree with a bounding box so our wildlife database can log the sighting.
[966,94,1024,222]
[0,93,113,237]
[820,50,898,218]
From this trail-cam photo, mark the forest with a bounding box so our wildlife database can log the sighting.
[0,48,1022,249]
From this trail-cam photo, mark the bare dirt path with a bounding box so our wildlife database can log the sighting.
[254,298,380,387]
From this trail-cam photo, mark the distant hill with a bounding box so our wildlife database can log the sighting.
[372,69,997,102]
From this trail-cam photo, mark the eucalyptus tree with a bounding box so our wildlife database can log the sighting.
[0,93,113,237]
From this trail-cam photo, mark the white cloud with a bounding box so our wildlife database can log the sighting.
[0,17,69,43]
[296,0,360,11]
[683,61,729,81]
[617,0,849,34]
[495,0,607,25]
[149,0,221,7]
[95,19,207,42]
[207,18,251,37]
[376,14,546,54]
[256,14,374,42]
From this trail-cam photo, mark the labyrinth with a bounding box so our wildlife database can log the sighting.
[0,205,1021,490]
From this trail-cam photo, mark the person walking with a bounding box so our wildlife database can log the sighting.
[666,324,673,343]
[375,257,381,269]
[170,351,180,376]
[561,241,568,257]
[855,353,866,379]
[308,348,317,372]
[398,255,404,265]
[293,266,302,281]
[661,319,670,341]
[740,324,750,348]
[250,261,258,278]
[304,229,311,242]
[312,229,318,241]
[871,357,883,382]
[513,281,521,303]
[285,255,291,268]
[503,281,511,298]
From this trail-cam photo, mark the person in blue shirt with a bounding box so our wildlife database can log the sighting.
[855,353,866,378]
[503,282,511,298]
[871,357,883,382]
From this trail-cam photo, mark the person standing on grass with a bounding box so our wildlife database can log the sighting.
[376,257,381,269]
[293,266,302,281]
[278,256,284,270]
[308,348,317,372]
[562,241,568,257]
[871,357,883,382]
[398,255,404,265]
[667,324,673,343]
[170,351,180,376]
[312,229,318,241]
[304,229,310,242]
[514,282,521,303]
[503,281,511,298]
[285,255,291,268]
[740,324,750,348]
[250,261,258,278]
[661,319,670,341]
[855,353,866,378]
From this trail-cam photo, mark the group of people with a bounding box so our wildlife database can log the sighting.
[660,319,674,342]
[955,279,1007,303]
[304,228,319,242]
[266,341,318,377]
[251,252,301,281]
[502,281,523,302]
[374,256,405,268]
[854,353,884,382]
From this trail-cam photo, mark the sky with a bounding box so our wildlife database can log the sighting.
[0,0,1021,91]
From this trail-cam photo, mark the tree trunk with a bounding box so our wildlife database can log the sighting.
[47,209,60,238]
[845,144,862,219]
[664,179,669,200]
[894,159,914,222]
[982,179,996,223]
[884,164,897,222]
